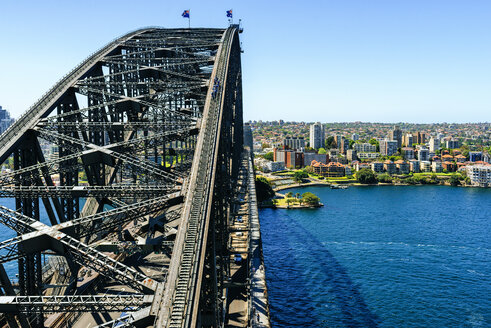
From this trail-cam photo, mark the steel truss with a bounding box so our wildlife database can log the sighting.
[0,26,243,328]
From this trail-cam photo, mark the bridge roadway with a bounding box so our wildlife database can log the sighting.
[0,26,271,327]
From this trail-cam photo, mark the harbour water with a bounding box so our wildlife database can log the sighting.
[259,186,491,327]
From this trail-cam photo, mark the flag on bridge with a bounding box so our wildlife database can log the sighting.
[226,10,233,18]
[182,10,190,18]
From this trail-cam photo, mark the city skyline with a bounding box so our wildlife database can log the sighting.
[1,1,491,123]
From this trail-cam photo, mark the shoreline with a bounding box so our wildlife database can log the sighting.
[274,181,485,192]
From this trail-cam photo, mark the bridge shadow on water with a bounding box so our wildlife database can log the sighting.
[263,209,380,328]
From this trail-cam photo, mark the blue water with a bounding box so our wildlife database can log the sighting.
[260,186,491,327]
[0,198,70,279]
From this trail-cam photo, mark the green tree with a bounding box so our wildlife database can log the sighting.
[295,192,300,199]
[325,136,335,149]
[301,192,320,206]
[286,198,293,208]
[349,139,355,149]
[294,171,309,183]
[377,173,392,183]
[286,191,293,198]
[449,174,460,186]
[355,168,377,184]
[255,176,275,202]
[369,138,380,152]
[263,152,274,161]
[318,148,327,154]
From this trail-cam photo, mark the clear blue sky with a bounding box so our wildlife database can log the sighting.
[1,0,490,123]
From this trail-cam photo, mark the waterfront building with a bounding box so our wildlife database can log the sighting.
[442,161,456,172]
[356,162,371,171]
[384,161,397,175]
[326,162,346,177]
[469,152,483,162]
[418,148,430,161]
[409,160,420,173]
[353,143,376,153]
[311,160,328,176]
[446,139,460,149]
[309,122,325,149]
[304,152,329,166]
[420,161,431,172]
[0,106,15,135]
[379,139,398,156]
[284,136,305,150]
[429,137,440,152]
[371,162,384,173]
[395,160,410,174]
[388,126,402,148]
[402,147,415,160]
[432,161,443,173]
[346,149,357,161]
[466,164,491,187]
[311,160,346,177]
[358,152,379,160]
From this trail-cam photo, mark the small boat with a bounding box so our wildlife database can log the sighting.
[331,184,348,189]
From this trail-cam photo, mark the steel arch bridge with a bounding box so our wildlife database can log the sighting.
[0,26,244,327]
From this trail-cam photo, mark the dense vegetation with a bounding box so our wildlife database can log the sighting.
[255,176,275,202]
[355,168,377,184]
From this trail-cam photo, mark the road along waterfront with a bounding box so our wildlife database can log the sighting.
[259,185,491,327]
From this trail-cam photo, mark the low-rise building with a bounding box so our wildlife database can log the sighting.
[356,162,371,171]
[442,161,456,172]
[466,164,491,187]
[326,162,346,177]
[353,143,376,153]
[395,160,410,174]
[455,154,466,163]
[420,161,431,172]
[441,154,453,162]
[371,162,384,173]
[384,161,397,175]
[358,152,379,159]
[432,161,443,173]
[409,160,420,173]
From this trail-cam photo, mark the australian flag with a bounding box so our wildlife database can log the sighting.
[226,10,232,18]
[182,10,190,18]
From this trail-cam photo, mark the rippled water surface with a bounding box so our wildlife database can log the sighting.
[259,186,491,327]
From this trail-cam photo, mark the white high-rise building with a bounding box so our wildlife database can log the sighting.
[309,122,325,149]
[429,137,440,153]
